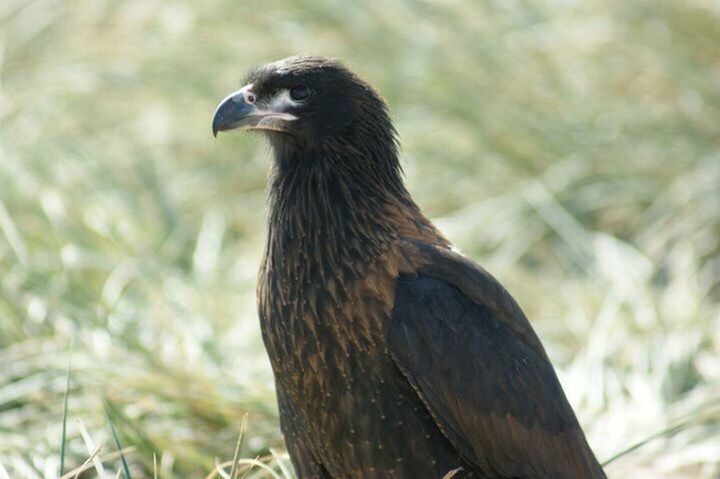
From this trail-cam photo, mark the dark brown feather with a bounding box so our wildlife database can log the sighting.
[235,56,606,478]
[390,240,606,478]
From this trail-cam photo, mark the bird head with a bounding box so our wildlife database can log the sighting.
[212,56,395,151]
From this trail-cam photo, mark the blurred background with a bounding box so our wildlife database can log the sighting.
[1,0,719,477]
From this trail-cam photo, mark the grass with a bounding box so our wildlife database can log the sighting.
[0,0,719,477]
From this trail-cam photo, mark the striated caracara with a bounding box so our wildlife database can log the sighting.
[212,56,606,479]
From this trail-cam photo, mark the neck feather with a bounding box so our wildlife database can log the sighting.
[264,139,415,283]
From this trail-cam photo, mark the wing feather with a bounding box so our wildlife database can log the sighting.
[389,240,606,478]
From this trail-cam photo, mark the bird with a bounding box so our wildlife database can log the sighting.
[212,55,606,479]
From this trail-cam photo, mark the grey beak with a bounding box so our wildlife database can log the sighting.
[212,91,257,137]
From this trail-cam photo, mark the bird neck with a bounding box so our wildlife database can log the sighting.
[263,141,427,283]
[270,143,405,235]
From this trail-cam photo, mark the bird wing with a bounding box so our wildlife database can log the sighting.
[389,240,606,478]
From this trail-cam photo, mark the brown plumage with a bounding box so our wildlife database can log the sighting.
[212,55,606,478]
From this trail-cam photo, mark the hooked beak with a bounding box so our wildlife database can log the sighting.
[212,84,297,137]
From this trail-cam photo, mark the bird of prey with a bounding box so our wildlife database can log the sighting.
[213,56,606,479]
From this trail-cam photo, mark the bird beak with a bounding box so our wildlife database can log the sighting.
[212,84,297,137]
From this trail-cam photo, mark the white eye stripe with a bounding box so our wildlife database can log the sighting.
[255,90,299,122]
[266,89,302,111]
[228,84,301,111]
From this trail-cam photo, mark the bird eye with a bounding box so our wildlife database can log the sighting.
[289,85,311,101]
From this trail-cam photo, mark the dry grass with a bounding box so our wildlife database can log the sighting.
[0,0,718,477]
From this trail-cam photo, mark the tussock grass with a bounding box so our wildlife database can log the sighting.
[0,0,718,477]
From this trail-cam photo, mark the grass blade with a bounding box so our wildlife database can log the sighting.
[102,397,133,479]
[229,413,248,479]
[72,442,103,479]
[602,421,690,467]
[76,418,106,477]
[0,461,11,479]
[59,335,74,476]
[268,448,292,479]
[59,447,136,479]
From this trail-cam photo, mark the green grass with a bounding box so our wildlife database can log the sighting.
[1,0,719,477]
